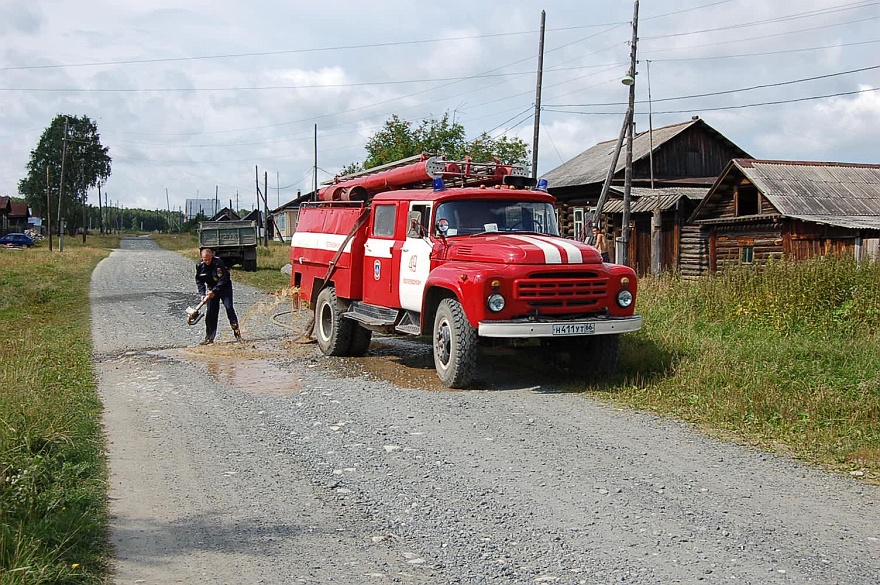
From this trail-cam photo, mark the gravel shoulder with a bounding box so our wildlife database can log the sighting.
[93,238,880,584]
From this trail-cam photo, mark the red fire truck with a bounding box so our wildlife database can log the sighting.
[290,154,641,388]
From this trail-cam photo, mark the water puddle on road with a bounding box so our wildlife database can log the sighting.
[152,342,303,396]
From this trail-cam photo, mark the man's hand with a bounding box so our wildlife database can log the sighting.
[206,290,215,299]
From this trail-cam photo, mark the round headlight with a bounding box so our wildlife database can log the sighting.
[487,293,506,312]
[616,289,634,308]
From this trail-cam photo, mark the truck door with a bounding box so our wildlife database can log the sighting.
[362,203,398,308]
[398,203,433,312]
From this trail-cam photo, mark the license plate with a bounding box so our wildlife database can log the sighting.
[552,323,595,336]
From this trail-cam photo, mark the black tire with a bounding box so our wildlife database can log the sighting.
[433,298,477,388]
[579,334,620,377]
[315,287,353,356]
[347,324,373,357]
[244,258,258,272]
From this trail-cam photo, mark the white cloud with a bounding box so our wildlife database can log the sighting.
[2,0,879,208]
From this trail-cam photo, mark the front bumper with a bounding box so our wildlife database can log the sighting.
[478,315,642,338]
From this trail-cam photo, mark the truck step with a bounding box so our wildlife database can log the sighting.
[394,323,421,335]
[347,302,399,326]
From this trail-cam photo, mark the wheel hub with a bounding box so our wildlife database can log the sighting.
[435,321,451,365]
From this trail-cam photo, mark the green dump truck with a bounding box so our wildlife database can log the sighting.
[198,220,258,271]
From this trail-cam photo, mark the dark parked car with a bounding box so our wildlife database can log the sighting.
[0,233,35,248]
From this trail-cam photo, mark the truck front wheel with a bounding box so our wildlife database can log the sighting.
[433,298,477,388]
[579,333,620,376]
[315,287,353,356]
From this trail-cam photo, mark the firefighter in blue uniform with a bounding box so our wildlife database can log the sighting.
[195,247,241,345]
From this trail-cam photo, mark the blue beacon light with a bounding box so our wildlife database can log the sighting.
[433,177,446,191]
[536,178,549,192]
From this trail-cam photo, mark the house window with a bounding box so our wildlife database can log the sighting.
[278,214,286,231]
[372,204,396,237]
[573,208,585,241]
[741,245,754,264]
[736,185,759,216]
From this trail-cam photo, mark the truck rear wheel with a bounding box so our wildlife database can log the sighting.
[433,298,477,388]
[348,324,372,357]
[315,287,353,356]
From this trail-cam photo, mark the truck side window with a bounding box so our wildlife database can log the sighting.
[373,204,396,237]
[407,204,430,238]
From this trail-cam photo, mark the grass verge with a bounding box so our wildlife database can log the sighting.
[611,256,880,482]
[0,235,119,584]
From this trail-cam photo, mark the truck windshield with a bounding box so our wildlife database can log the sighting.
[434,200,559,236]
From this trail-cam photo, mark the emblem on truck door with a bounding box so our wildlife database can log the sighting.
[374,259,381,280]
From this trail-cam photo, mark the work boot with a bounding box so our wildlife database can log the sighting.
[232,323,242,342]
[200,337,214,345]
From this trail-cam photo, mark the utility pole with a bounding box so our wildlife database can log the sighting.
[531,10,546,179]
[648,59,662,276]
[313,124,318,200]
[98,182,104,235]
[255,165,261,241]
[620,0,639,267]
[276,170,280,208]
[81,161,87,243]
[214,185,219,217]
[165,188,171,233]
[46,165,53,251]
[58,117,69,252]
[264,171,270,246]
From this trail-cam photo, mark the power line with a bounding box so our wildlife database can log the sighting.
[543,86,880,116]
[544,64,880,108]
[643,14,880,56]
[649,38,880,62]
[0,24,626,73]
[643,0,879,40]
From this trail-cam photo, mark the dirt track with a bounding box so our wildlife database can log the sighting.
[92,238,880,584]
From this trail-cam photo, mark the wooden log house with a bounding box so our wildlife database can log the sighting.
[690,159,880,272]
[540,117,750,274]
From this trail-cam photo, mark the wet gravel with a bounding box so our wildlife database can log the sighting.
[94,238,880,584]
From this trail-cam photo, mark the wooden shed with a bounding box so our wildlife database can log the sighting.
[271,191,313,240]
[690,159,880,272]
[602,187,709,278]
[541,117,750,241]
[0,196,12,233]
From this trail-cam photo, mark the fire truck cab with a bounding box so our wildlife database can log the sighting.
[290,155,641,388]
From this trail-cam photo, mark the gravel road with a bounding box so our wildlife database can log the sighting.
[92,238,880,584]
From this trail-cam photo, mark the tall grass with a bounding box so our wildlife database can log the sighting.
[613,256,880,479]
[0,235,118,584]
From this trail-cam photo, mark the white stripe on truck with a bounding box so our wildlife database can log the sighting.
[290,231,353,253]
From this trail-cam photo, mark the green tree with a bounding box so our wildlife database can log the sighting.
[342,113,530,174]
[18,114,111,234]
[363,114,420,169]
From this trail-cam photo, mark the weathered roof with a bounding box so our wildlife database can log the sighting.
[602,187,708,213]
[0,196,10,211]
[271,191,313,214]
[9,202,29,217]
[693,159,880,230]
[209,207,240,221]
[540,118,741,189]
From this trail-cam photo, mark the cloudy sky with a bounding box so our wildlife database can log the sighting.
[1,0,878,213]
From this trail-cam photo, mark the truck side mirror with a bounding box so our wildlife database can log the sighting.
[436,218,449,237]
[408,210,427,238]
